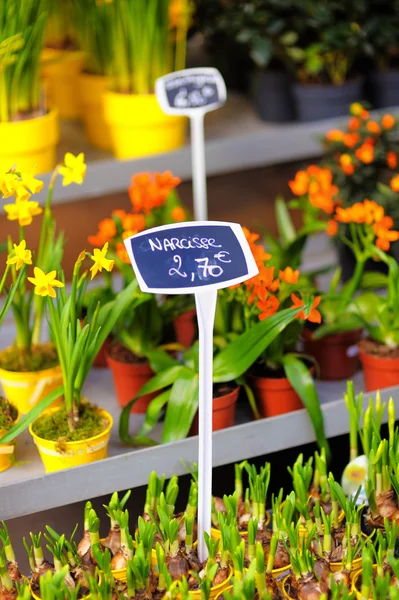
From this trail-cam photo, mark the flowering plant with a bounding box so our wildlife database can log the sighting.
[119,228,329,455]
[1,245,141,443]
[0,153,88,372]
[289,163,399,339]
[323,104,399,232]
[88,171,194,325]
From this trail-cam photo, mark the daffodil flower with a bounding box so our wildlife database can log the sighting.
[6,240,32,271]
[1,173,31,202]
[28,267,64,298]
[22,169,44,195]
[59,152,87,186]
[89,242,115,279]
[4,198,42,226]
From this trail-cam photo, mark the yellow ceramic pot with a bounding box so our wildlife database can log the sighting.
[281,575,296,600]
[79,73,111,150]
[215,585,231,600]
[29,407,113,472]
[0,362,63,415]
[104,92,186,159]
[0,109,59,175]
[41,49,84,120]
[0,406,19,473]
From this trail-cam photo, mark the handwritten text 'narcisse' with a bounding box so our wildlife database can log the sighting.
[148,237,222,252]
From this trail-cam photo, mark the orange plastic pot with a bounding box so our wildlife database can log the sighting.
[106,350,156,413]
[302,328,362,380]
[249,374,303,417]
[191,386,239,434]
[173,310,197,348]
[359,348,399,392]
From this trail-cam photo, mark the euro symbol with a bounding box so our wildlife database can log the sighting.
[214,251,231,264]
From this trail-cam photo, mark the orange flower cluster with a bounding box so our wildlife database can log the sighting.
[289,165,338,214]
[333,199,399,251]
[325,104,397,177]
[238,228,320,323]
[128,171,181,214]
[88,210,145,248]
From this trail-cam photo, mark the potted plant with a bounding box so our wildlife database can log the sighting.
[41,0,83,121]
[0,238,141,471]
[0,0,59,174]
[290,167,396,379]
[72,0,113,149]
[119,229,329,456]
[103,0,191,159]
[362,1,399,109]
[354,253,399,391]
[291,3,364,122]
[0,155,89,414]
[322,105,399,277]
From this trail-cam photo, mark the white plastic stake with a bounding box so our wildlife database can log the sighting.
[195,289,217,562]
[191,114,207,221]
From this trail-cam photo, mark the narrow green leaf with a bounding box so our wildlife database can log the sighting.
[282,354,330,458]
[162,374,199,443]
[275,196,296,244]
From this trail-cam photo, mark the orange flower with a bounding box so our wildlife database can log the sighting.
[291,294,321,323]
[242,226,260,245]
[355,143,374,164]
[171,206,186,222]
[382,114,395,129]
[363,199,384,224]
[367,120,381,135]
[279,266,299,284]
[361,109,370,119]
[343,133,360,148]
[326,129,344,142]
[289,170,310,196]
[257,295,280,321]
[122,213,146,232]
[326,219,338,236]
[88,218,116,247]
[348,117,361,131]
[374,223,399,251]
[116,242,130,264]
[339,154,355,175]
[391,175,399,192]
[128,171,180,214]
[387,152,397,169]
[154,171,181,191]
[335,204,366,224]
[257,265,280,292]
[307,171,337,214]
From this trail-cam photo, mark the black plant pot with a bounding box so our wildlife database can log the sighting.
[371,70,399,108]
[251,70,295,123]
[293,78,364,122]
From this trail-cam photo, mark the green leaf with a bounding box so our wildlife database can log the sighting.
[275,196,296,244]
[162,373,199,443]
[145,349,180,373]
[360,272,388,290]
[135,365,185,398]
[279,31,299,46]
[119,389,172,446]
[136,388,172,438]
[213,306,305,382]
[0,386,64,444]
[282,355,330,458]
[311,316,363,339]
[249,37,272,68]
[237,376,260,420]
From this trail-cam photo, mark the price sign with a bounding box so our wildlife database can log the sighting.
[125,221,258,562]
[155,68,226,221]
[155,68,226,115]
[125,221,256,294]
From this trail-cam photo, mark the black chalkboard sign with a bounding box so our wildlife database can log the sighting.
[155,68,226,116]
[124,222,258,295]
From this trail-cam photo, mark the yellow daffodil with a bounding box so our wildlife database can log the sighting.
[90,242,115,279]
[22,169,44,195]
[4,198,42,226]
[59,152,87,186]
[28,267,64,298]
[1,173,31,202]
[6,240,32,271]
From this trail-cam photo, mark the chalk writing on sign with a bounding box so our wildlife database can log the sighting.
[124,222,258,295]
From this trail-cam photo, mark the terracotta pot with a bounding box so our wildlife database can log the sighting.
[173,310,197,348]
[106,350,156,413]
[191,386,240,434]
[302,328,363,380]
[359,348,399,392]
[249,373,304,417]
[93,337,112,369]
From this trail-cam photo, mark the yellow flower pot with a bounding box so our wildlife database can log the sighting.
[79,73,111,150]
[281,575,296,600]
[0,406,19,473]
[0,109,59,175]
[0,363,63,415]
[181,567,233,600]
[215,585,231,600]
[41,49,84,120]
[104,92,186,159]
[29,407,113,472]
